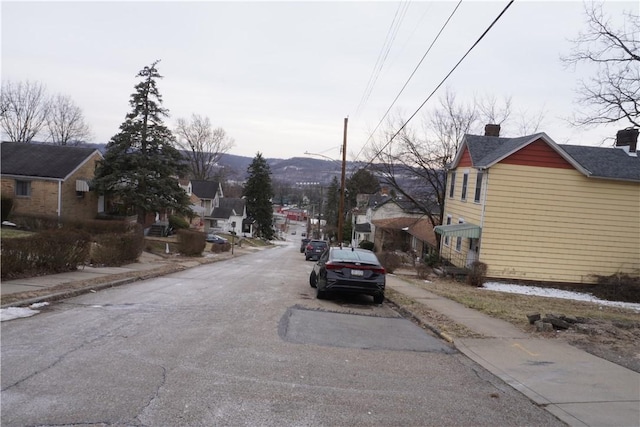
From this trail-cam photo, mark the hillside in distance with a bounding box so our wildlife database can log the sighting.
[81,143,365,186]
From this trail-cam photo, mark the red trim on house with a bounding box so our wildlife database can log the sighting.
[458,147,473,167]
[500,139,573,169]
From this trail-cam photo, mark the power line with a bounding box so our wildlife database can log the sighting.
[353,0,463,163]
[358,0,515,170]
[354,1,410,119]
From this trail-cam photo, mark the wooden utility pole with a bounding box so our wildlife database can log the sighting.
[337,117,348,245]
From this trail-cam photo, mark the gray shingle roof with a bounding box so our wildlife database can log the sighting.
[559,144,640,182]
[211,198,245,219]
[1,142,100,179]
[190,180,220,199]
[461,133,640,182]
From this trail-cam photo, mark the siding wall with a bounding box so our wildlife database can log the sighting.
[481,163,640,283]
[441,168,484,263]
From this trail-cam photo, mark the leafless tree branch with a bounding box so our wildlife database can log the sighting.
[1,80,50,142]
[562,2,639,128]
[175,114,235,180]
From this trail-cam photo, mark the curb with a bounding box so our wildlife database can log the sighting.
[384,294,455,344]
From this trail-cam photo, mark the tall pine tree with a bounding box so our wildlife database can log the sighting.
[93,61,190,224]
[243,153,274,240]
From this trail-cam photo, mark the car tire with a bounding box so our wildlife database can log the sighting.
[373,293,384,304]
[305,256,309,261]
[316,287,327,300]
[309,271,317,288]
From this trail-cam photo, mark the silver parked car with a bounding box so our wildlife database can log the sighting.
[309,247,386,304]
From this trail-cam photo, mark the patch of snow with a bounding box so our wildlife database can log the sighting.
[483,282,640,312]
[0,302,49,322]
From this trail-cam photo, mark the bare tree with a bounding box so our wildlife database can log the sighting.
[1,80,50,142]
[175,114,235,180]
[476,94,512,126]
[562,2,639,128]
[367,91,479,246]
[46,94,92,145]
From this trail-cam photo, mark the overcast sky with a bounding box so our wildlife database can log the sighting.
[2,1,637,160]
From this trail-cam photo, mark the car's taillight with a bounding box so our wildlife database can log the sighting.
[325,262,343,271]
[371,266,386,274]
[306,244,313,250]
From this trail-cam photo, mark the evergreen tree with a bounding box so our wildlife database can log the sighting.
[243,152,274,239]
[346,168,380,210]
[324,176,339,241]
[93,61,190,224]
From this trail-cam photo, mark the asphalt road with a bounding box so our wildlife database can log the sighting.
[1,238,563,426]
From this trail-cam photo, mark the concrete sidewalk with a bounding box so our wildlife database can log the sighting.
[2,259,638,426]
[386,275,640,427]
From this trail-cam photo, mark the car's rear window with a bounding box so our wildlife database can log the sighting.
[331,249,379,264]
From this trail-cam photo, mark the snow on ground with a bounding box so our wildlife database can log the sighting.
[483,282,640,312]
[1,302,49,322]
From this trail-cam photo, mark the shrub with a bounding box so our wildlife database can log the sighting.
[90,226,144,266]
[467,261,488,287]
[210,242,231,253]
[359,240,375,251]
[1,230,91,278]
[377,251,402,274]
[1,194,13,222]
[416,263,430,279]
[9,213,61,230]
[169,214,190,230]
[177,229,206,256]
[423,252,440,267]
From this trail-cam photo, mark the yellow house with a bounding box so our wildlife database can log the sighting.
[435,126,640,284]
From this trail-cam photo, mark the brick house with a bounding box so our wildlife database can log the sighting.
[1,142,103,221]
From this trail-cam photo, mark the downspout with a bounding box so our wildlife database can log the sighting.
[58,180,62,218]
[479,169,488,227]
[478,169,489,259]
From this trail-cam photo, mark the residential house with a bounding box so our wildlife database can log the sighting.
[189,180,223,231]
[435,125,640,284]
[210,198,247,233]
[352,191,435,253]
[0,142,103,221]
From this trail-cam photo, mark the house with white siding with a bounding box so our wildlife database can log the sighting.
[435,125,640,284]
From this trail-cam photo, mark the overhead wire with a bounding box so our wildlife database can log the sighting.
[352,0,463,164]
[357,0,515,171]
[354,1,411,120]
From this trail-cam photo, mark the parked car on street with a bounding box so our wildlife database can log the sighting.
[304,240,328,261]
[309,247,386,304]
[206,233,228,244]
[300,238,311,253]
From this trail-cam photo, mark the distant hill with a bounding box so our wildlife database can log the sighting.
[80,143,364,186]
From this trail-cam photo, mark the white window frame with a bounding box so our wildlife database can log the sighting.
[461,171,469,201]
[455,218,464,252]
[474,171,484,203]
[444,215,452,246]
[448,171,456,198]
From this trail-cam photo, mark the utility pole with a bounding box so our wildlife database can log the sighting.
[337,117,347,246]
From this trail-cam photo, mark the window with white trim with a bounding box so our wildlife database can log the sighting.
[444,215,452,246]
[474,171,484,203]
[15,180,31,197]
[455,219,464,252]
[448,171,456,198]
[461,172,468,201]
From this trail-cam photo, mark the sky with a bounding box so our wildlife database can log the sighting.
[2,1,637,160]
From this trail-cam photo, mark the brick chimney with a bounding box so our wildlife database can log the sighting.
[484,124,500,137]
[616,128,638,153]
